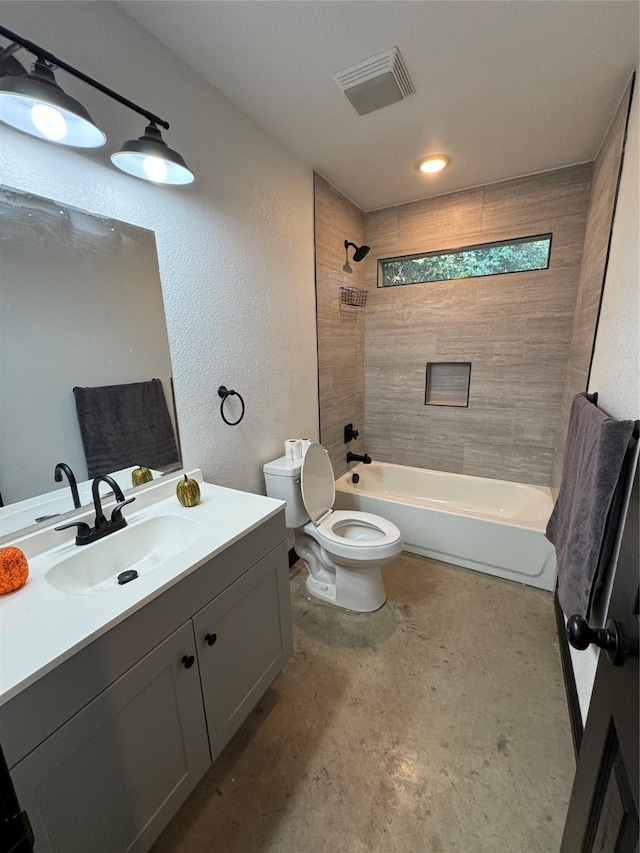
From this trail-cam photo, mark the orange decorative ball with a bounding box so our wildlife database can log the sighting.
[0,546,29,594]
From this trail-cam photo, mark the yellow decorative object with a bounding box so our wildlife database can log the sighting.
[0,546,29,594]
[132,465,153,486]
[176,474,201,507]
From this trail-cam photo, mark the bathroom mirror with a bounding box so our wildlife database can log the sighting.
[0,186,181,538]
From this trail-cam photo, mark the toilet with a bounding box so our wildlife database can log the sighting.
[264,442,403,612]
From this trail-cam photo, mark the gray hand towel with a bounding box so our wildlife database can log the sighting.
[74,379,179,478]
[546,392,634,618]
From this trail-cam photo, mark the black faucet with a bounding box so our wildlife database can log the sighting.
[54,462,81,509]
[346,451,372,464]
[56,475,135,545]
[91,475,126,529]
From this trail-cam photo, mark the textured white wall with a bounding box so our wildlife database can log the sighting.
[589,81,639,416]
[0,1,317,496]
[571,76,639,724]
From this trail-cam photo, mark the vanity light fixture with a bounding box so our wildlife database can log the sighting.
[418,155,449,174]
[0,25,194,185]
[0,58,105,147]
[111,123,194,185]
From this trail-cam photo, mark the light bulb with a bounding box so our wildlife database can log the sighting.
[418,156,449,174]
[30,103,67,141]
[142,156,168,182]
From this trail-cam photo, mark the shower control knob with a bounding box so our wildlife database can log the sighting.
[344,423,359,443]
[567,615,626,665]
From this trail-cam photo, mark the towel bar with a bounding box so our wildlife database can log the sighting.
[588,390,639,439]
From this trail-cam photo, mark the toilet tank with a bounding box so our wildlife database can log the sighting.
[263,455,309,528]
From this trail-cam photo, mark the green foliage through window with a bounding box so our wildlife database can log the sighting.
[379,235,552,287]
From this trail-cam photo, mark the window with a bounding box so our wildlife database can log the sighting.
[379,234,552,287]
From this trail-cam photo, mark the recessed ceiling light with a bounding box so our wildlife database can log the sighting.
[418,156,449,174]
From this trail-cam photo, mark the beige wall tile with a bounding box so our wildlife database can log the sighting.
[473,267,582,318]
[464,442,555,485]
[482,165,592,231]
[317,115,626,490]
[396,187,484,250]
[388,435,465,474]
[315,174,367,478]
[363,164,592,484]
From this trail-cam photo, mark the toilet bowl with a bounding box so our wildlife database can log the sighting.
[264,442,403,612]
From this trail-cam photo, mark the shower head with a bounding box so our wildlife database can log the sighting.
[344,240,370,263]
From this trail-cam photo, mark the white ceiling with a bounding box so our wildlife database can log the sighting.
[119,1,639,211]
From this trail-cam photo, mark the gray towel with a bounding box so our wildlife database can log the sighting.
[546,392,634,618]
[74,379,179,478]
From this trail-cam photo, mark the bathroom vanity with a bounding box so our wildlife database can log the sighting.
[0,471,292,852]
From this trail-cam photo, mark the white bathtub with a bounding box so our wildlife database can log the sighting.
[334,461,557,591]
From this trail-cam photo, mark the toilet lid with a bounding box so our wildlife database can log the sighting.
[301,442,335,524]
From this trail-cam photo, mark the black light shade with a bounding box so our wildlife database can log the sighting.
[111,123,194,185]
[0,59,105,147]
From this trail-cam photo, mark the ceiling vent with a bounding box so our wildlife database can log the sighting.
[333,47,415,116]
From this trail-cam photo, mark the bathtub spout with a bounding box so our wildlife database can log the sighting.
[347,451,372,464]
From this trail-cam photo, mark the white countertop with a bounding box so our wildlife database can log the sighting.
[0,471,284,705]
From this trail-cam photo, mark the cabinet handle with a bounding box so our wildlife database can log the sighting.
[205,632,217,646]
[181,654,195,669]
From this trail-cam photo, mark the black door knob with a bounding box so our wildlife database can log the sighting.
[181,654,195,669]
[567,615,617,651]
[567,615,625,665]
[205,632,217,646]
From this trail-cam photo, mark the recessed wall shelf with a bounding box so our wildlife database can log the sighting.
[425,362,471,407]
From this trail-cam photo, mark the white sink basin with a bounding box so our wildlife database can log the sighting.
[45,514,204,595]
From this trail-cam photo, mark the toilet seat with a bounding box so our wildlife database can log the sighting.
[301,443,402,562]
[305,510,401,562]
[300,442,336,524]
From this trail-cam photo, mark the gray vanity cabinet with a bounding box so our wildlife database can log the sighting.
[9,620,211,853]
[4,514,291,852]
[193,545,294,760]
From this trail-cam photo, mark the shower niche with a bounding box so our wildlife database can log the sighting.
[425,362,471,407]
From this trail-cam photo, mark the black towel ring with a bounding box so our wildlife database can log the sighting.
[218,386,245,426]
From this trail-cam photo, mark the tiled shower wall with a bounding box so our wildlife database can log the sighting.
[362,165,592,485]
[314,174,366,478]
[551,79,634,495]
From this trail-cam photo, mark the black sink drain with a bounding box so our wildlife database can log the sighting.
[117,569,139,585]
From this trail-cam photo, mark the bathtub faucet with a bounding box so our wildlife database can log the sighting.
[346,451,372,464]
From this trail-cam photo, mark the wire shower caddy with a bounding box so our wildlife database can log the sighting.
[340,286,368,307]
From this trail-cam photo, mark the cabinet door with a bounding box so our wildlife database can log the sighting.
[193,542,292,759]
[10,621,210,853]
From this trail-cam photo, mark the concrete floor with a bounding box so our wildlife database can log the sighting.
[152,554,575,853]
